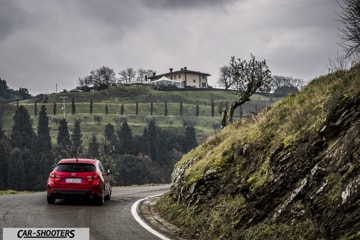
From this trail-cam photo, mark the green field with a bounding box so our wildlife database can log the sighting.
[2,86,279,145]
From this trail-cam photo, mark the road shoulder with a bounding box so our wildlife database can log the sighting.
[135,195,191,240]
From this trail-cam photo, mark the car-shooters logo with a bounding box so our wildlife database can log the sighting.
[3,228,89,240]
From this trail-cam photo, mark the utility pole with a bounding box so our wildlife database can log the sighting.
[60,96,68,118]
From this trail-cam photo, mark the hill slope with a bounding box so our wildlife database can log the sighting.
[158,65,360,239]
[1,87,275,144]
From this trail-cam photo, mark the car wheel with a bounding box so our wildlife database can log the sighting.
[96,189,104,206]
[47,195,55,204]
[105,188,111,201]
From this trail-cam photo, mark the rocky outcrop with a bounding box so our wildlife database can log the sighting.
[160,68,360,240]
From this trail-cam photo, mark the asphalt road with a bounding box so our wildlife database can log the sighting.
[0,185,170,240]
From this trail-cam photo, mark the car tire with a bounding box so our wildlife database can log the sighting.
[96,189,104,206]
[47,196,55,204]
[105,188,111,201]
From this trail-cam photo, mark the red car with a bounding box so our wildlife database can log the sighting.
[47,158,112,205]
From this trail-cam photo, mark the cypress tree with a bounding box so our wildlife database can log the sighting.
[146,119,159,163]
[11,105,36,149]
[37,105,52,151]
[211,100,215,117]
[71,97,76,115]
[0,123,11,190]
[0,122,5,140]
[21,148,37,190]
[150,102,153,115]
[88,135,99,158]
[196,104,199,117]
[57,118,71,148]
[104,123,118,151]
[164,101,168,116]
[179,100,183,116]
[135,101,139,115]
[8,149,26,190]
[142,128,150,156]
[34,102,38,116]
[117,120,133,154]
[120,103,124,115]
[183,126,197,153]
[10,106,40,190]
[71,119,82,155]
[35,105,54,188]
[105,104,109,115]
[53,102,57,115]
[90,98,93,114]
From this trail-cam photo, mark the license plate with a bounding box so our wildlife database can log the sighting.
[65,178,82,183]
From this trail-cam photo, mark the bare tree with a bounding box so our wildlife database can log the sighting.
[137,69,155,83]
[218,66,234,90]
[119,68,136,84]
[271,75,304,91]
[338,0,360,59]
[137,68,146,83]
[220,54,272,127]
[79,66,116,90]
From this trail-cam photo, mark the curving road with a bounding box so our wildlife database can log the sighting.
[0,185,170,240]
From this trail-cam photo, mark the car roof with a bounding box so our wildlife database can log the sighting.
[57,158,98,165]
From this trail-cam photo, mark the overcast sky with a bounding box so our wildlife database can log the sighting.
[0,0,342,95]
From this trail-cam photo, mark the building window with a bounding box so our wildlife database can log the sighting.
[193,79,196,83]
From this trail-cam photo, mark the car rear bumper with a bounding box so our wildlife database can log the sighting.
[49,190,94,199]
[47,185,102,199]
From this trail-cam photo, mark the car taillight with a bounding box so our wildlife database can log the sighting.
[87,174,99,181]
[50,173,58,178]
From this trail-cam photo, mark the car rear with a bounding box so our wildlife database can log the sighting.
[47,159,105,205]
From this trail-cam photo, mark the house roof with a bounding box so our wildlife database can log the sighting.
[148,68,211,80]
[158,76,172,81]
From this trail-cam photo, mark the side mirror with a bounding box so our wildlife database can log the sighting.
[107,169,111,175]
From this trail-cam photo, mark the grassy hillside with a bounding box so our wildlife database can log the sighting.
[1,86,277,146]
[157,65,360,239]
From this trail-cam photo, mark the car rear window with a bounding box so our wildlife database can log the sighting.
[55,163,96,172]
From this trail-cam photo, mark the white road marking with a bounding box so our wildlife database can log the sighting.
[131,194,171,240]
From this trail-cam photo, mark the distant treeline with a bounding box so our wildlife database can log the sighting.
[0,78,31,102]
[0,104,198,191]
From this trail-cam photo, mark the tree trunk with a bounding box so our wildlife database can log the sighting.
[227,96,250,125]
[221,109,227,128]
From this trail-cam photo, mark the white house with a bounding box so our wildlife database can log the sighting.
[148,67,210,88]
[150,76,185,88]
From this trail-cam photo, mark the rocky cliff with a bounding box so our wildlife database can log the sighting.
[158,65,360,240]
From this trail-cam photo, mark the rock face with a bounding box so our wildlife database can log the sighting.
[160,67,360,240]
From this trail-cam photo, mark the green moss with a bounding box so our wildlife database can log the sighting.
[242,221,322,240]
[325,173,343,203]
[245,158,270,192]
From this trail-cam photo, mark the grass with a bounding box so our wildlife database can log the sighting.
[157,64,360,239]
[0,190,32,195]
[2,87,277,146]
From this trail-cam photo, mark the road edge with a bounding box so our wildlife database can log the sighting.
[131,194,172,240]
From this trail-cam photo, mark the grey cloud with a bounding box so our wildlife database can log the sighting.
[0,0,29,40]
[142,0,237,9]
[72,0,144,30]
[0,0,343,95]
